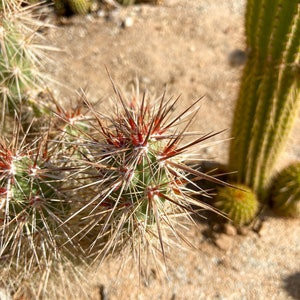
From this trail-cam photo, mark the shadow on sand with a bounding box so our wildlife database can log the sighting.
[283,271,300,300]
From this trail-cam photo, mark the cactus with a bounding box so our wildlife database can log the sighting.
[116,0,162,6]
[53,0,66,15]
[215,184,259,226]
[0,122,74,272]
[0,82,226,293]
[228,0,300,198]
[116,0,135,5]
[0,106,92,297]
[53,0,91,15]
[68,0,91,14]
[61,84,226,263]
[270,162,300,217]
[0,0,49,129]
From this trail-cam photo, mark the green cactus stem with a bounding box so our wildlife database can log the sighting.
[67,0,91,14]
[116,0,162,6]
[270,162,300,218]
[116,0,135,6]
[0,129,73,271]
[228,0,300,198]
[215,184,259,226]
[53,0,91,15]
[0,0,50,129]
[60,83,227,262]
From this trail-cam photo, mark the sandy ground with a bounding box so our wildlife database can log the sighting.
[26,0,300,299]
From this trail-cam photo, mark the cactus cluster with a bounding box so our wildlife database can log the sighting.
[0,95,91,296]
[214,0,300,226]
[60,87,225,261]
[0,126,74,271]
[228,0,300,198]
[6,0,300,297]
[0,81,226,296]
[0,0,49,128]
[270,162,300,218]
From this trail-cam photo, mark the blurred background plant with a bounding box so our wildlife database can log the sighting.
[215,0,300,225]
[214,184,258,226]
[0,0,56,131]
[269,162,300,218]
[51,0,163,16]
[115,0,162,6]
[53,0,92,15]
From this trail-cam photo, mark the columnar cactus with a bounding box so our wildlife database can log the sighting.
[228,0,300,198]
[270,162,300,217]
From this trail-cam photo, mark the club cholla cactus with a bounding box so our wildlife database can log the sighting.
[61,83,226,265]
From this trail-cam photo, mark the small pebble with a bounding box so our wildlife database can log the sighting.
[214,233,233,251]
[237,226,250,236]
[228,49,247,67]
[122,17,134,28]
[97,9,106,18]
[223,223,237,236]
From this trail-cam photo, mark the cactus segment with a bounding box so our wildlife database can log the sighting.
[270,162,300,218]
[68,0,91,14]
[53,0,91,15]
[116,0,135,5]
[0,0,51,129]
[215,184,259,226]
[61,87,224,260]
[116,0,162,5]
[0,132,72,270]
[229,1,300,197]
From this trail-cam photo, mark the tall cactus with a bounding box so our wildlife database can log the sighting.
[229,0,300,198]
